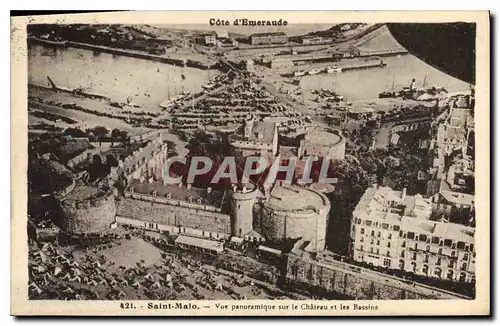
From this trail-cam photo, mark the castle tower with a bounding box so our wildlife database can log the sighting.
[230,183,258,237]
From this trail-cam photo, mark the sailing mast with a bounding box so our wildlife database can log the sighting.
[166,66,170,100]
[422,74,429,88]
[181,64,185,94]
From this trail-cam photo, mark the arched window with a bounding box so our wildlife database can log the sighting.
[422,264,429,275]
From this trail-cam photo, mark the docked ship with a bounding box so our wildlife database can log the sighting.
[342,58,387,72]
[46,76,109,101]
[72,88,109,100]
[293,71,307,77]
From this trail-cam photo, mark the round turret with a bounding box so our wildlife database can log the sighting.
[230,183,258,237]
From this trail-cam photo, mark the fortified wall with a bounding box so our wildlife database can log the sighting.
[285,250,469,300]
[116,185,232,238]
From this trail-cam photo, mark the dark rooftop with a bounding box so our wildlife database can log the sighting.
[250,32,287,38]
[127,179,227,208]
[52,137,93,163]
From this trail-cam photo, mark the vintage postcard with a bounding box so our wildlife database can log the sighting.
[11,11,490,316]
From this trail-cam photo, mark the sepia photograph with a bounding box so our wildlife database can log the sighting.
[10,11,490,316]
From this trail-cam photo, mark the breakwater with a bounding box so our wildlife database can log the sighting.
[28,37,218,70]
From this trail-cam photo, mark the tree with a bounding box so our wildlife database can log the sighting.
[91,126,109,138]
[63,127,86,138]
[111,128,122,139]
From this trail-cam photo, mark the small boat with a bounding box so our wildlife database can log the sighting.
[326,66,343,73]
[308,68,322,75]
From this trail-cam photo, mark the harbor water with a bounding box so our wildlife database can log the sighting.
[28,44,218,108]
[300,54,471,101]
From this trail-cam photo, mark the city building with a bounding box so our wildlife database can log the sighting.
[430,99,474,156]
[116,180,232,240]
[216,38,238,48]
[197,33,217,46]
[229,118,279,157]
[350,185,475,283]
[249,32,288,45]
[299,36,324,45]
[216,31,229,39]
[244,59,255,71]
[427,93,475,219]
[269,58,294,70]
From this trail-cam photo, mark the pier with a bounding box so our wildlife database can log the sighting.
[28,37,219,71]
[358,48,409,57]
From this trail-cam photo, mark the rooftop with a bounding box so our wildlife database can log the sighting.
[265,184,329,213]
[127,179,226,208]
[250,32,287,38]
[356,186,432,220]
[399,216,474,243]
[355,186,475,243]
[64,182,105,201]
[439,179,475,206]
[118,138,164,175]
[304,129,342,146]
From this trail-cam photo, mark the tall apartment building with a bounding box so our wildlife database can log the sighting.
[350,185,475,283]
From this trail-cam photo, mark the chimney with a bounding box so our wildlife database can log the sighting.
[402,188,407,200]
